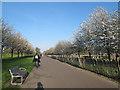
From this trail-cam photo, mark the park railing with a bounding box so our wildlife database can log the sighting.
[48,55,119,81]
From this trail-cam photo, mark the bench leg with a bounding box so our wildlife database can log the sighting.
[11,76,23,85]
[17,76,23,85]
[19,77,23,85]
[11,77,14,85]
[11,76,18,85]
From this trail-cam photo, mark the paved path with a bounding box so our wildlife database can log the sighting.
[21,56,118,88]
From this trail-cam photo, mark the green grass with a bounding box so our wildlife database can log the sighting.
[2,54,26,60]
[2,54,17,59]
[2,54,34,89]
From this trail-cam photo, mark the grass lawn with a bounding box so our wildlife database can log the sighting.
[2,54,18,59]
[2,54,34,89]
[2,53,27,60]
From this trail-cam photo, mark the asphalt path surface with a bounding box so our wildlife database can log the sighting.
[21,56,118,88]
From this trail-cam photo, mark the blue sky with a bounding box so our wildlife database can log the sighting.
[2,2,118,52]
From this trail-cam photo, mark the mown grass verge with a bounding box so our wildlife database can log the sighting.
[2,54,34,90]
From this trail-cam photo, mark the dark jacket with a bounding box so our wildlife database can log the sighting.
[38,55,41,62]
[33,55,38,62]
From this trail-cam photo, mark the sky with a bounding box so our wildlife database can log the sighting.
[2,2,118,52]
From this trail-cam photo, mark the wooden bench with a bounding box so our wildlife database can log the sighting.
[9,66,28,85]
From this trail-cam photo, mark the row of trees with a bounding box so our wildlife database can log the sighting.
[44,7,120,80]
[1,19,35,58]
[44,7,120,62]
[35,47,41,54]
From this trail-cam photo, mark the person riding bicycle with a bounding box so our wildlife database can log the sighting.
[33,53,39,66]
[33,53,42,67]
[38,54,41,65]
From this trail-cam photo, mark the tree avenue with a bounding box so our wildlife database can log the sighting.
[1,19,35,58]
[44,7,120,81]
[45,7,119,61]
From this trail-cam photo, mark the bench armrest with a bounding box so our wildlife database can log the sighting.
[9,69,20,76]
[19,68,26,71]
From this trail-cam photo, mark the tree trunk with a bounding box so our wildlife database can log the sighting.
[21,52,23,57]
[117,58,120,82]
[115,53,120,81]
[18,51,19,58]
[67,55,69,62]
[106,48,111,61]
[107,52,111,61]
[11,48,14,59]
[106,48,112,78]
[2,46,4,54]
[1,46,3,61]
[89,51,91,57]
[68,55,70,61]
[1,46,2,61]
[115,53,118,62]
[63,55,64,62]
[99,54,100,58]
[78,52,82,67]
